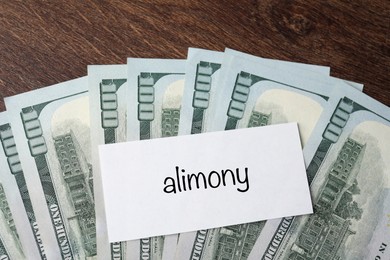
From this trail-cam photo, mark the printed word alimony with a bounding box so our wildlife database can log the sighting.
[163,166,249,194]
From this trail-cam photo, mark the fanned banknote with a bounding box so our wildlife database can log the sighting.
[180,47,336,136]
[127,58,186,141]
[174,53,357,260]
[249,83,390,260]
[0,46,375,260]
[176,48,332,259]
[210,54,354,138]
[0,111,46,259]
[180,47,332,134]
[127,58,186,260]
[200,50,340,134]
[178,48,225,135]
[88,65,129,259]
[5,77,97,259]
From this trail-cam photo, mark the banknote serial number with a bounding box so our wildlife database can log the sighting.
[163,166,249,194]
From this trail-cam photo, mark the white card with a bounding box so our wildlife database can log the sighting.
[99,123,313,242]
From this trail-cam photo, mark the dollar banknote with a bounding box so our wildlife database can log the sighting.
[127,58,186,141]
[88,65,130,259]
[249,83,390,259]
[126,58,186,260]
[175,53,357,260]
[175,48,333,259]
[210,54,355,140]
[5,77,97,259]
[179,48,333,136]
[0,111,46,259]
[178,48,225,135]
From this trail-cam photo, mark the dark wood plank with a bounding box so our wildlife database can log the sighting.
[0,0,389,112]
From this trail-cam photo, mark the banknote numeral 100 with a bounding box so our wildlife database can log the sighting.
[227,72,252,120]
[138,75,155,121]
[193,62,212,109]
[21,109,47,156]
[0,127,22,174]
[100,81,119,128]
[323,98,353,143]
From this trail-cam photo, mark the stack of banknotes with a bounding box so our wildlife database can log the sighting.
[0,48,389,260]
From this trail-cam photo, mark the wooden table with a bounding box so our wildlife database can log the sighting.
[1,0,389,111]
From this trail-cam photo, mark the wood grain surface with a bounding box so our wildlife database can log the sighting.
[0,0,389,112]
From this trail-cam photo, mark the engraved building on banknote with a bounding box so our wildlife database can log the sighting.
[53,131,97,256]
[162,109,180,137]
[214,222,265,259]
[0,182,21,252]
[0,183,17,236]
[248,112,271,128]
[289,137,365,260]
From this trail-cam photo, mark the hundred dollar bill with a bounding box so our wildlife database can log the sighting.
[127,58,186,140]
[175,48,331,259]
[179,47,333,136]
[210,54,356,138]
[178,48,225,135]
[175,54,356,260]
[5,77,97,259]
[127,58,186,260]
[250,85,390,259]
[0,112,46,259]
[88,65,129,259]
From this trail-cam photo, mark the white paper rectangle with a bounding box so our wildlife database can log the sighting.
[99,123,313,242]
